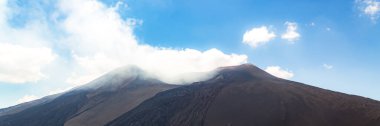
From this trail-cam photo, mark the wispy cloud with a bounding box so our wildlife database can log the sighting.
[356,0,380,22]
[326,27,331,31]
[323,64,334,70]
[281,22,300,42]
[310,22,316,26]
[16,95,39,104]
[0,1,56,83]
[265,66,294,79]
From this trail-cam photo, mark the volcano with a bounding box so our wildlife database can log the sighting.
[0,66,179,126]
[1,64,380,126]
[107,64,380,126]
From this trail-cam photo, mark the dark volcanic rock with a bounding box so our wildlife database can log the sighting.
[1,64,380,126]
[107,64,380,126]
[0,66,179,126]
[64,77,178,126]
[0,93,61,117]
[0,90,88,126]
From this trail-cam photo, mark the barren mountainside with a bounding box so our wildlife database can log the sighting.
[107,64,380,126]
[1,64,380,126]
[0,67,179,126]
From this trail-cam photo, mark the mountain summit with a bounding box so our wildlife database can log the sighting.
[0,66,179,126]
[107,64,380,126]
[1,64,380,126]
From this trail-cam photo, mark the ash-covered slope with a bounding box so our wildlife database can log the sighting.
[0,66,179,126]
[0,93,61,117]
[108,64,380,126]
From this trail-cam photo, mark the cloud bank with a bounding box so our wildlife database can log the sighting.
[0,1,56,83]
[0,43,55,83]
[0,0,247,86]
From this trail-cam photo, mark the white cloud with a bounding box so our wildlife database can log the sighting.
[281,22,300,42]
[48,87,73,95]
[265,66,294,79]
[310,22,316,26]
[0,43,56,83]
[0,0,9,25]
[357,0,380,21]
[16,95,39,104]
[0,0,248,86]
[323,64,333,70]
[0,0,57,84]
[242,26,276,48]
[0,0,248,107]
[126,18,143,26]
[365,1,380,15]
[56,0,248,85]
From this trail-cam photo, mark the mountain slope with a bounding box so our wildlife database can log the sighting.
[0,66,179,126]
[64,77,178,126]
[0,93,61,117]
[107,64,380,126]
[1,64,379,126]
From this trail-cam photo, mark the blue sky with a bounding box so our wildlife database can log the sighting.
[0,0,379,108]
